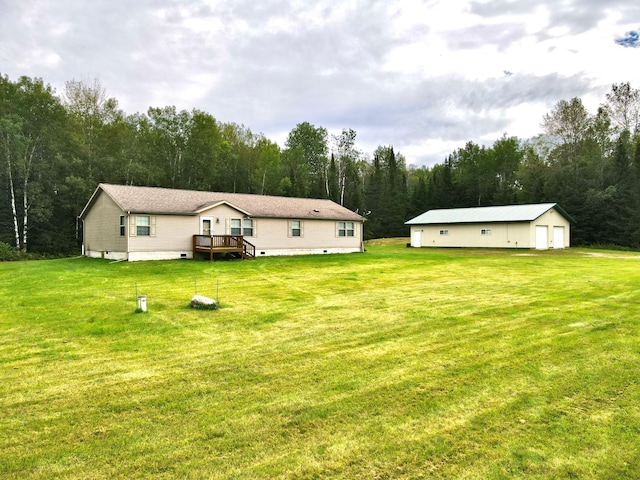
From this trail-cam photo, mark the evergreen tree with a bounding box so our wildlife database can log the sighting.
[407,172,428,219]
[363,150,384,239]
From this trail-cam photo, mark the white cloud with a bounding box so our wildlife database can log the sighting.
[1,0,639,166]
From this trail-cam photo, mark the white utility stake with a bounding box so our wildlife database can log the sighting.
[137,295,147,312]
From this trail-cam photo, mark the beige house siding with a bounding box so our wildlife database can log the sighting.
[196,204,362,254]
[199,204,253,237]
[248,217,362,255]
[81,184,365,261]
[410,208,571,249]
[83,191,128,259]
[129,214,196,254]
[117,206,363,261]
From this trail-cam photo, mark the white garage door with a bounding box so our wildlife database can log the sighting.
[553,226,565,249]
[535,226,548,250]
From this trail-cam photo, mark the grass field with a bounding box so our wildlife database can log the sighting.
[1,241,640,479]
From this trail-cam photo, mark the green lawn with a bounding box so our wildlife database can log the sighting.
[1,242,640,479]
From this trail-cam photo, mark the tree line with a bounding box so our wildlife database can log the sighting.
[1,73,639,255]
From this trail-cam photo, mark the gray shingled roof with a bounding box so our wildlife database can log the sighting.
[81,184,364,222]
[405,203,574,225]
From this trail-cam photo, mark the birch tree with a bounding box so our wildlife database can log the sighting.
[63,78,122,182]
[0,76,66,252]
[331,128,358,206]
[603,82,640,136]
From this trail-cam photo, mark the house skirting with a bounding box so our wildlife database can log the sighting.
[85,247,362,261]
[254,247,363,257]
[128,251,193,261]
[84,250,193,261]
[85,250,129,261]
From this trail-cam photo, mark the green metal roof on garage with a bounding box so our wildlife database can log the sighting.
[405,203,575,225]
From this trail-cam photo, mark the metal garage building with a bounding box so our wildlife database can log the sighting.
[405,203,574,250]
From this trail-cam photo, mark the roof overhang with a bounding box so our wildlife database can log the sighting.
[194,200,252,216]
[405,203,576,225]
[544,203,576,224]
[79,184,125,219]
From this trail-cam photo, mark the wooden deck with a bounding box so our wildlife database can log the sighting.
[193,235,256,260]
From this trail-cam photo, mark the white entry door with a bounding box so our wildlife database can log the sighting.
[411,229,422,248]
[553,226,565,249]
[199,217,213,247]
[200,217,214,235]
[535,226,548,250]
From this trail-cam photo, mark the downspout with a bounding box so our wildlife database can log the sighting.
[127,211,131,261]
[80,217,85,256]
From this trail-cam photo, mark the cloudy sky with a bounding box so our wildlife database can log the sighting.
[1,0,639,166]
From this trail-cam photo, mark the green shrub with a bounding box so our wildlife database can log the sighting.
[0,242,21,261]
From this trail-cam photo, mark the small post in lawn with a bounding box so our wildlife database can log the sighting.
[135,283,147,313]
[137,294,147,312]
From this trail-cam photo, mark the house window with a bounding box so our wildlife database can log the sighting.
[481,228,492,236]
[230,218,254,236]
[230,219,241,235]
[136,215,151,236]
[243,218,254,237]
[120,215,125,236]
[291,220,302,237]
[338,222,355,237]
[440,229,449,236]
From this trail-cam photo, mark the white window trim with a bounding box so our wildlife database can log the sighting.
[227,217,256,237]
[289,220,304,238]
[229,218,242,235]
[337,221,355,238]
[200,216,214,235]
[243,218,254,237]
[439,229,449,236]
[129,215,156,237]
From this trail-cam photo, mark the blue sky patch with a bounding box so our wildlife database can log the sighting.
[615,30,640,48]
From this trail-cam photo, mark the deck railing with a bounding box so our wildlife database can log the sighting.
[193,235,255,259]
[242,237,256,258]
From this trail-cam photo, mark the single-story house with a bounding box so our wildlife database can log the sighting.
[405,203,574,250]
[79,183,365,261]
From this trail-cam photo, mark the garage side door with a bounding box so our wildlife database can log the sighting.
[411,229,422,248]
[553,226,565,249]
[535,225,548,250]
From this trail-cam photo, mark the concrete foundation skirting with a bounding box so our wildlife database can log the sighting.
[85,247,361,261]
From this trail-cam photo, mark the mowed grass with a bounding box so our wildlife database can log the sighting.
[1,242,640,479]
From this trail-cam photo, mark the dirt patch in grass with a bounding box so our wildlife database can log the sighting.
[580,251,640,259]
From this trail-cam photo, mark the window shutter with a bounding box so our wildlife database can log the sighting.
[150,216,156,236]
[299,221,304,238]
[252,219,257,237]
[287,220,292,238]
[225,218,230,235]
[129,215,136,237]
